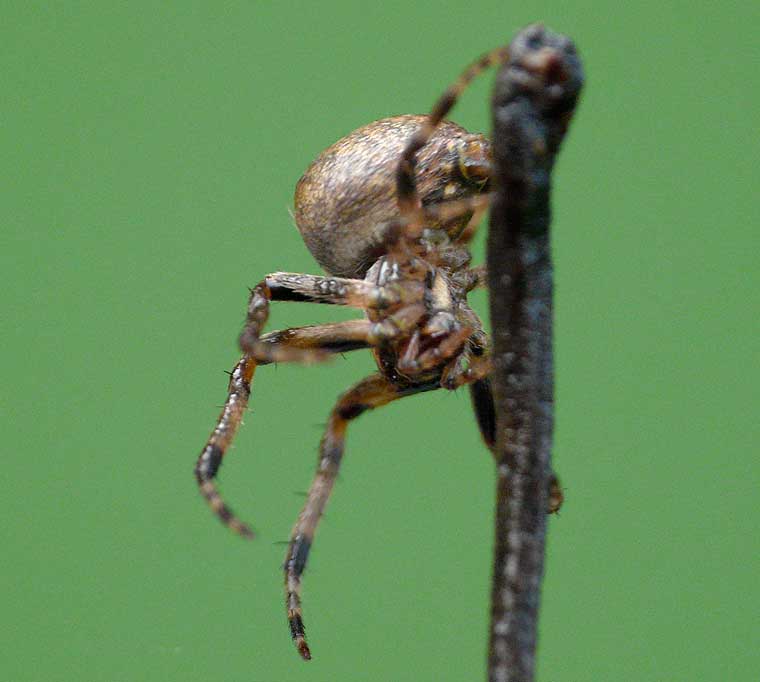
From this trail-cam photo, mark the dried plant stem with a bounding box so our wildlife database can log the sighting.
[486,25,583,682]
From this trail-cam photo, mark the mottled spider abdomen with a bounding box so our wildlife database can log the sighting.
[294,114,490,278]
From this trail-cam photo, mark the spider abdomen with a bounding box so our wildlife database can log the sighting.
[294,115,490,279]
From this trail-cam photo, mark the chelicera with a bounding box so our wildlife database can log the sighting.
[194,45,562,661]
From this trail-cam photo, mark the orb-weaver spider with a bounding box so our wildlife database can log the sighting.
[194,41,562,661]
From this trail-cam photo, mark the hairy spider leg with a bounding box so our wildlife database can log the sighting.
[283,373,440,661]
[195,356,257,538]
[395,46,510,233]
[196,272,427,537]
[257,319,374,359]
[261,271,422,308]
[239,272,425,363]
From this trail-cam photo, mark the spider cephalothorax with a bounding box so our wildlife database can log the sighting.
[194,44,562,661]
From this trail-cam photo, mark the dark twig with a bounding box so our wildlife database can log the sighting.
[486,25,583,682]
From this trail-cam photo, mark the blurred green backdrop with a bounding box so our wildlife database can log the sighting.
[3,2,757,681]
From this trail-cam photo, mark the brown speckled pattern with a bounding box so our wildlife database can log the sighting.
[294,115,490,278]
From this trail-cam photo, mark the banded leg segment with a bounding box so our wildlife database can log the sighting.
[240,273,422,363]
[254,307,427,368]
[284,374,439,660]
[196,310,428,537]
[264,272,420,308]
[257,320,374,363]
[195,356,257,538]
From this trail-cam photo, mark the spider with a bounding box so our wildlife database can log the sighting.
[194,44,563,661]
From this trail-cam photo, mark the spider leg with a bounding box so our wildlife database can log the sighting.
[240,273,422,363]
[396,46,510,232]
[263,271,420,308]
[195,356,257,538]
[254,304,426,365]
[469,377,496,448]
[257,319,374,362]
[433,319,563,514]
[371,193,493,262]
[195,310,423,538]
[284,373,439,660]
[196,277,372,538]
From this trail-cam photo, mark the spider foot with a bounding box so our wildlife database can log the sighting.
[196,478,255,539]
[297,638,312,661]
[288,610,312,660]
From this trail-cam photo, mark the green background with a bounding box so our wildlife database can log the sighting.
[3,2,757,681]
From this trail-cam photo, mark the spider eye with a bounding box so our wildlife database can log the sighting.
[457,136,491,188]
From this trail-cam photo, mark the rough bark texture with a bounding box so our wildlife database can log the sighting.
[486,25,583,682]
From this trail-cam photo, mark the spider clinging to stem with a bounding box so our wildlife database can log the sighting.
[194,44,564,661]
